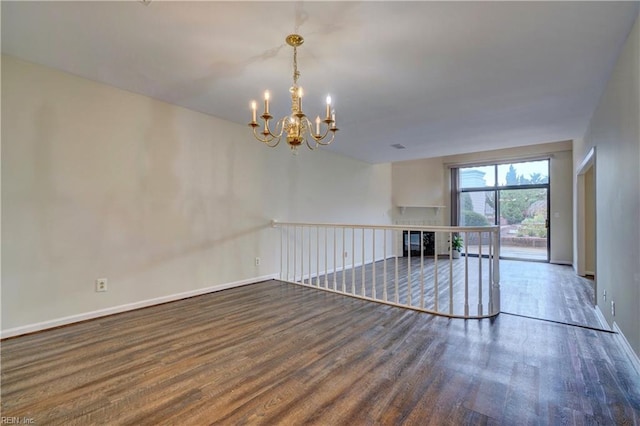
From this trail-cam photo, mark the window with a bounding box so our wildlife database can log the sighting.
[454,159,550,261]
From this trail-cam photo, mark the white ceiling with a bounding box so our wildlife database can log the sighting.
[2,1,638,163]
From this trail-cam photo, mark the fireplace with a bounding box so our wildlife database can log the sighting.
[403,231,435,257]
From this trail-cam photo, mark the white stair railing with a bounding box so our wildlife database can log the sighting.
[272,221,500,319]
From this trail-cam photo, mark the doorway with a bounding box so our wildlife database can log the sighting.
[498,187,549,261]
[576,148,596,304]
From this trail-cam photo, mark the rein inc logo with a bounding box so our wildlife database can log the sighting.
[1,418,35,424]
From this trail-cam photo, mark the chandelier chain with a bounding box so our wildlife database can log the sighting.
[293,46,300,86]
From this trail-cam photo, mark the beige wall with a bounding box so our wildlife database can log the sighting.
[390,157,447,247]
[392,141,574,264]
[1,56,392,335]
[584,167,595,275]
[548,150,574,264]
[392,157,445,208]
[574,16,640,355]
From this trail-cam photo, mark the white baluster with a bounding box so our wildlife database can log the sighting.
[352,227,356,294]
[395,229,399,303]
[449,231,454,315]
[464,231,469,317]
[372,229,376,300]
[478,231,483,316]
[361,228,366,297]
[342,227,346,293]
[383,229,388,302]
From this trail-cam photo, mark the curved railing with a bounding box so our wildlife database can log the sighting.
[271,220,500,319]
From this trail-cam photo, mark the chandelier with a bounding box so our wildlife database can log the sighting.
[249,34,338,152]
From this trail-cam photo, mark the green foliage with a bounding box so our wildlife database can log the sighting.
[517,214,547,238]
[505,165,518,185]
[528,172,546,184]
[500,188,546,225]
[462,193,474,211]
[451,235,463,251]
[500,199,524,224]
[503,165,548,186]
[485,191,495,211]
[461,210,490,226]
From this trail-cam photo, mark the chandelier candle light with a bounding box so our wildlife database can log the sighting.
[249,34,338,152]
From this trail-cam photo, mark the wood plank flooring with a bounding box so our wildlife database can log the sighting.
[2,265,639,424]
[298,257,600,327]
[294,255,496,318]
[499,260,599,327]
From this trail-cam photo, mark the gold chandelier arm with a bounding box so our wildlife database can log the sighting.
[250,118,285,147]
[305,139,316,150]
[307,117,338,147]
[311,130,336,147]
[252,127,281,147]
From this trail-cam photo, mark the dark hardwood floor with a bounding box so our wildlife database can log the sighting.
[296,257,601,327]
[500,260,599,328]
[2,263,639,425]
[293,255,495,318]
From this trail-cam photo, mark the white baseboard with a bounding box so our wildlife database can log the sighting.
[594,305,610,331]
[550,260,573,266]
[613,322,640,377]
[1,274,277,339]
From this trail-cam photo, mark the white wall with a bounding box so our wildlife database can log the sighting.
[1,56,392,335]
[574,15,640,356]
[392,141,574,264]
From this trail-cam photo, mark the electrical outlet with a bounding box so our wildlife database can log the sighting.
[603,289,606,301]
[255,257,261,266]
[96,278,108,292]
[611,300,615,317]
